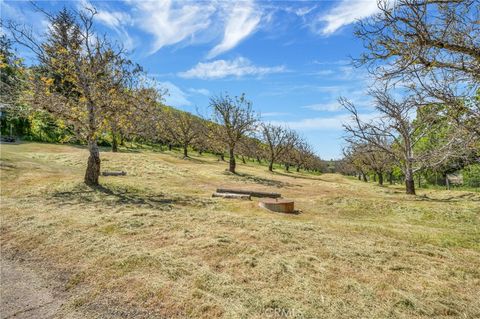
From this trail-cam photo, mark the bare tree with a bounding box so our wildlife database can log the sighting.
[345,141,393,185]
[237,136,265,164]
[292,138,315,173]
[261,123,296,172]
[341,85,467,194]
[209,93,257,173]
[280,130,300,172]
[343,146,369,182]
[161,107,204,158]
[355,0,480,136]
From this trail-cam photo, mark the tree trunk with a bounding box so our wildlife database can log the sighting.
[285,163,290,172]
[168,144,172,151]
[404,144,416,194]
[112,134,118,152]
[85,139,101,186]
[120,133,125,146]
[405,168,416,195]
[406,178,415,195]
[389,172,393,185]
[229,147,236,173]
[358,174,361,181]
[268,161,274,172]
[183,144,188,157]
[257,156,261,164]
[378,172,383,186]
[362,172,367,182]
[373,174,377,182]
[296,166,300,172]
[241,155,246,164]
[220,153,225,161]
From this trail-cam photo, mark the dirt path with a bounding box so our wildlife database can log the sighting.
[1,258,69,319]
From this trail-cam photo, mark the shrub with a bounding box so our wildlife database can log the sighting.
[462,164,480,188]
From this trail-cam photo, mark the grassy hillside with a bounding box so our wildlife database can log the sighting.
[1,142,479,318]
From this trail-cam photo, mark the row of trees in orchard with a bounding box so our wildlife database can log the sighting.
[340,0,479,195]
[1,5,323,186]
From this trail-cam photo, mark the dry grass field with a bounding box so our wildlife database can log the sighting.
[1,142,479,318]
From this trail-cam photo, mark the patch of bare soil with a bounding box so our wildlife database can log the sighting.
[0,258,78,319]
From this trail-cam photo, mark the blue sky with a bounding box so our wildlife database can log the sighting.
[1,0,381,159]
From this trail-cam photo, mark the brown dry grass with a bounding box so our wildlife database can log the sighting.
[1,142,479,318]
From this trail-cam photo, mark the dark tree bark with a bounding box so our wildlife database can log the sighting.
[241,155,246,164]
[183,144,188,158]
[268,161,273,172]
[120,133,125,146]
[378,172,383,185]
[112,134,118,152]
[389,172,393,185]
[405,168,416,195]
[85,139,101,186]
[168,143,172,151]
[229,147,236,173]
[362,172,367,182]
[406,179,416,195]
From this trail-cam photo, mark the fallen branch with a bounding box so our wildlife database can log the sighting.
[216,188,281,198]
[212,192,251,200]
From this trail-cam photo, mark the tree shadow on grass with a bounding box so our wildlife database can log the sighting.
[416,192,480,202]
[50,183,213,209]
[271,170,321,180]
[223,171,293,188]
[179,156,210,165]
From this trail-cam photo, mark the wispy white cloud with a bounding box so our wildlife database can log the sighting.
[158,81,191,107]
[178,57,286,80]
[261,112,291,117]
[312,59,350,66]
[125,0,263,56]
[311,70,336,76]
[302,102,342,112]
[96,9,132,29]
[207,1,261,59]
[313,0,379,35]
[270,112,378,131]
[0,0,49,36]
[291,5,318,17]
[132,0,216,54]
[95,9,135,50]
[188,88,210,96]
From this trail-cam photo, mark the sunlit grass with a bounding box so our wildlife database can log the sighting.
[1,142,479,318]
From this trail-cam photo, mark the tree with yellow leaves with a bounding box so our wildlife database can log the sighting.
[6,6,157,185]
